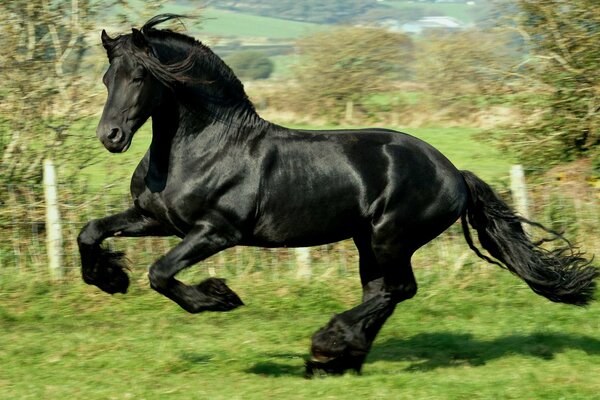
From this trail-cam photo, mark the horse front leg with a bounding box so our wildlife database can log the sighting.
[78,207,169,294]
[147,219,244,313]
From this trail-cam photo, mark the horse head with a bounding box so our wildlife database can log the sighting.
[97,28,166,153]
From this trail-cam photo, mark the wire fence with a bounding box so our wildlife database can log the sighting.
[1,167,599,282]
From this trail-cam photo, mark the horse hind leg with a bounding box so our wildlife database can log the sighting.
[306,234,417,377]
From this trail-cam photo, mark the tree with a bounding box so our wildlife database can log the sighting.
[224,51,274,80]
[0,1,171,188]
[0,1,96,186]
[495,0,600,171]
[0,1,168,242]
[291,27,413,120]
[415,28,520,113]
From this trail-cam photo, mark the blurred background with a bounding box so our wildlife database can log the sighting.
[1,1,599,399]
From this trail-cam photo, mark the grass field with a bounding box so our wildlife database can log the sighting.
[1,267,599,399]
[197,8,324,39]
[152,5,325,40]
[386,0,489,24]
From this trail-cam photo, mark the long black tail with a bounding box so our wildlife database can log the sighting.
[460,170,599,306]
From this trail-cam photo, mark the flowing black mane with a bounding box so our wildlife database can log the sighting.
[104,14,256,119]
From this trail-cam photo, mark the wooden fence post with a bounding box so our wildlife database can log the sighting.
[44,159,64,279]
[295,247,312,279]
[510,164,530,221]
[345,100,354,122]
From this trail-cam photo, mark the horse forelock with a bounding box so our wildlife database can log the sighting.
[103,35,128,62]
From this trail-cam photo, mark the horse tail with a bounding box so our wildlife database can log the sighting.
[459,170,599,306]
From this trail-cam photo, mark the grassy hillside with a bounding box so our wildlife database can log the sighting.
[198,8,326,39]
[154,4,325,39]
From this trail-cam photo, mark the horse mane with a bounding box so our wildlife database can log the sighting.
[106,14,256,119]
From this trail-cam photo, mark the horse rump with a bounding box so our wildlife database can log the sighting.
[460,170,599,306]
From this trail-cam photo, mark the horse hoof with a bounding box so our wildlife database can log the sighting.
[82,249,129,294]
[197,277,244,311]
[304,359,348,378]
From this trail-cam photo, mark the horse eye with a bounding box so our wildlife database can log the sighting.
[132,76,144,84]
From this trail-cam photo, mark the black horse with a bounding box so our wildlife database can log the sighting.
[78,15,598,376]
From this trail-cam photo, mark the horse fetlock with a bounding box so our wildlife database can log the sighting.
[147,267,169,292]
[389,282,417,303]
[306,343,367,378]
[166,279,244,314]
[195,277,244,310]
[82,248,129,294]
[77,220,103,247]
[308,317,369,377]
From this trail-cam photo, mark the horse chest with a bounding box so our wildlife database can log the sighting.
[134,190,191,236]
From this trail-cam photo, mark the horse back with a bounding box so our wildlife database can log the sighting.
[250,127,467,247]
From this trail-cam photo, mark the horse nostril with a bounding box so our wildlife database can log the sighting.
[107,128,121,142]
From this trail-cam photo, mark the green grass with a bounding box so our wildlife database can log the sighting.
[185,7,325,39]
[1,269,599,399]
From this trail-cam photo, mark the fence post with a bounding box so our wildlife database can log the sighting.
[295,247,312,279]
[510,164,530,221]
[345,100,354,122]
[44,159,64,279]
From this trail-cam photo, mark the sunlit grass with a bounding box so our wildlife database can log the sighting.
[1,269,599,399]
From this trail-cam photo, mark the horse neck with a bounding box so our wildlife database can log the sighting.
[149,37,265,137]
[143,97,178,191]
[150,92,268,155]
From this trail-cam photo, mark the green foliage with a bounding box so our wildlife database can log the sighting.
[544,195,579,238]
[0,2,95,186]
[290,27,413,121]
[0,1,166,189]
[493,0,600,171]
[415,28,520,115]
[224,51,274,80]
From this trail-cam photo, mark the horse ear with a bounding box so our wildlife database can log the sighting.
[131,28,147,49]
[101,29,113,49]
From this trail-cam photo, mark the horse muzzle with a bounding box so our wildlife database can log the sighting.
[97,126,132,153]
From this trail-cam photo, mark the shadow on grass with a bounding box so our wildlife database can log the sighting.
[245,352,307,377]
[246,332,600,377]
[370,332,600,371]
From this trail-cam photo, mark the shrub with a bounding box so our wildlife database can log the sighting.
[224,51,274,80]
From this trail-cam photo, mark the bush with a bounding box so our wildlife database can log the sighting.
[224,51,274,81]
[290,27,413,121]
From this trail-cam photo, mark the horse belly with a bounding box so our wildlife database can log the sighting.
[250,201,361,247]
